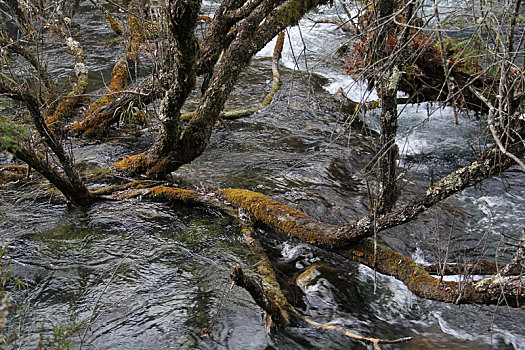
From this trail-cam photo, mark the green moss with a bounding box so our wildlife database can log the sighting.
[84,167,115,184]
[175,223,207,246]
[128,15,145,45]
[89,180,148,196]
[219,189,339,247]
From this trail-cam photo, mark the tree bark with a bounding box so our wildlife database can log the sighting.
[116,0,329,177]
[0,85,92,206]
[374,0,399,215]
[115,0,202,176]
[95,182,525,308]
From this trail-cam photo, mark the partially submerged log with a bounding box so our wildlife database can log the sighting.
[342,240,524,307]
[422,260,520,276]
[73,0,147,137]
[94,181,524,308]
[218,188,525,307]
[231,224,292,330]
[218,188,342,247]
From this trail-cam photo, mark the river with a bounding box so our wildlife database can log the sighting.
[1,1,524,349]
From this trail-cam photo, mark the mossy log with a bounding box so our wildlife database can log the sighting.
[231,224,293,329]
[422,260,520,276]
[74,0,146,137]
[91,182,201,204]
[72,57,130,137]
[218,188,524,307]
[78,179,523,347]
[218,189,343,247]
[43,1,89,130]
[89,180,160,197]
[342,240,524,307]
[45,36,88,130]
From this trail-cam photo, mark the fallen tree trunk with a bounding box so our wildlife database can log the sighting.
[91,182,524,308]
[96,181,414,346]
[217,188,524,307]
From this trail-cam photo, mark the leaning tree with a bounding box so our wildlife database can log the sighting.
[0,0,524,346]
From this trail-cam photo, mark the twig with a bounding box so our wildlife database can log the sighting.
[469,85,525,171]
[201,280,234,349]
[293,309,412,350]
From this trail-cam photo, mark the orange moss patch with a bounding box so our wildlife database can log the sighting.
[199,15,213,22]
[180,111,195,123]
[114,153,172,177]
[94,184,198,203]
[296,262,337,289]
[1,165,28,173]
[218,189,340,247]
[145,157,172,176]
[87,57,129,115]
[114,153,147,173]
[75,2,147,136]
[107,15,123,35]
[46,93,85,131]
[144,186,198,202]
[71,116,112,138]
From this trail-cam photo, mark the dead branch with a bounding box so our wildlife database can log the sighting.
[182,31,285,122]
[296,311,412,350]
[88,0,123,35]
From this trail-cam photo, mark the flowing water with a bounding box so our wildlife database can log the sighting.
[1,1,524,349]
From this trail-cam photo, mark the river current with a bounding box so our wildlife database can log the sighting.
[1,1,524,349]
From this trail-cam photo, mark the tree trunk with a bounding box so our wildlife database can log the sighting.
[116,0,329,177]
[115,0,202,176]
[374,0,399,214]
[98,182,525,308]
